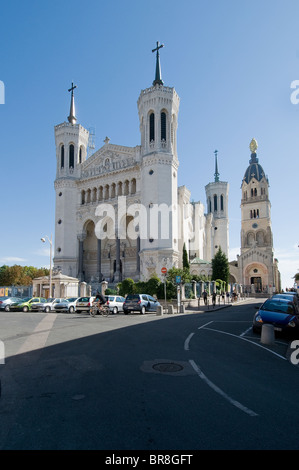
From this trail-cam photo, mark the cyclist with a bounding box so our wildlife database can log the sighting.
[91,292,107,315]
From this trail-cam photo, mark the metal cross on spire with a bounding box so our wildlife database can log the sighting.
[152,41,164,86]
[68,82,77,125]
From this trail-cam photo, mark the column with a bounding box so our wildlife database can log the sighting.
[77,233,86,281]
[136,236,140,274]
[114,236,121,282]
[97,238,103,282]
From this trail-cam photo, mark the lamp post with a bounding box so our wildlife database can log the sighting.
[41,234,52,299]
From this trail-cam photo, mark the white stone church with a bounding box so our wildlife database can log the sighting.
[53,43,279,293]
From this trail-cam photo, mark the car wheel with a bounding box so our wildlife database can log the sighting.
[124,309,128,315]
[4,305,10,312]
[113,307,118,314]
[69,306,74,313]
[141,306,146,315]
[23,306,29,312]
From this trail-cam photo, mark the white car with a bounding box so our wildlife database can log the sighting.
[75,296,96,313]
[105,295,126,314]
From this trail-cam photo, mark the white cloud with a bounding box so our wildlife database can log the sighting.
[0,256,27,264]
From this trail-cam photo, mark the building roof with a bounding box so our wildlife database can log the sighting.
[190,257,210,265]
[243,152,268,184]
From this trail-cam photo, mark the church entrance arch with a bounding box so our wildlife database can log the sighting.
[250,276,262,293]
[244,262,268,293]
[83,220,97,282]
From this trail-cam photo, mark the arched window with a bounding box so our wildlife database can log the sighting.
[161,112,166,141]
[69,144,74,168]
[149,113,155,142]
[220,194,224,211]
[60,145,64,168]
[213,195,217,212]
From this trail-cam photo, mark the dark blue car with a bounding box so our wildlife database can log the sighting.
[253,298,299,334]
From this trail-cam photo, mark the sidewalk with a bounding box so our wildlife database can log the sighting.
[181,296,263,314]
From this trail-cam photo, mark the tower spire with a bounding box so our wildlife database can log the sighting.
[214,150,220,182]
[68,82,77,125]
[152,41,164,86]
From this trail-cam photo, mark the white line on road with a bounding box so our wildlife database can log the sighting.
[184,333,194,351]
[240,326,252,337]
[189,359,259,417]
[202,326,287,361]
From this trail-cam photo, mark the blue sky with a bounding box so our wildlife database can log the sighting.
[0,0,298,289]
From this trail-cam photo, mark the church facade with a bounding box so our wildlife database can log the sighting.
[53,45,279,293]
[53,46,229,287]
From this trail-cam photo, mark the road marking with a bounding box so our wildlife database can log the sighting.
[198,321,213,330]
[240,326,252,337]
[202,326,287,361]
[16,314,57,355]
[184,333,194,351]
[189,359,258,417]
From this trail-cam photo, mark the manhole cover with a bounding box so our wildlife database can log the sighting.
[152,362,183,373]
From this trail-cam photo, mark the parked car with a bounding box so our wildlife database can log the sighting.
[54,297,79,313]
[75,296,96,313]
[253,298,299,334]
[0,296,23,312]
[31,298,65,313]
[105,295,126,314]
[271,293,299,312]
[123,294,161,315]
[10,297,46,312]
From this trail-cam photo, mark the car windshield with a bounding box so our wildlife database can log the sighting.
[21,297,31,302]
[66,298,77,302]
[46,298,55,302]
[261,300,295,314]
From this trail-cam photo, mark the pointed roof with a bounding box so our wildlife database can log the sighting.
[68,82,77,125]
[152,41,164,86]
[214,150,220,182]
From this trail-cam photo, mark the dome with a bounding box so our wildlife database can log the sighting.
[243,154,266,184]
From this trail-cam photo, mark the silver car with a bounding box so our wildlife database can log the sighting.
[105,295,126,314]
[54,297,79,313]
[0,296,22,312]
[31,298,65,313]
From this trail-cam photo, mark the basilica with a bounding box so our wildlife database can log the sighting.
[53,44,280,294]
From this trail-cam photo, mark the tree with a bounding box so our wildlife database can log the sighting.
[211,248,229,286]
[118,278,135,296]
[166,266,191,284]
[182,243,190,270]
[0,265,49,286]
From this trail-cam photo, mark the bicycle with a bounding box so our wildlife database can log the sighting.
[90,301,110,317]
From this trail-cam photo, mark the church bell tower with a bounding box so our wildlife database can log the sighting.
[53,83,89,277]
[238,139,276,292]
[137,42,180,278]
[204,150,229,260]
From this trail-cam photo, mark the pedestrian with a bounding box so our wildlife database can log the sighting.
[203,290,207,305]
[212,292,216,307]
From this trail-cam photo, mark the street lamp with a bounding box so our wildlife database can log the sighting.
[41,234,52,299]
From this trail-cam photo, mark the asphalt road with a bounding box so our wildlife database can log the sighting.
[1,299,299,451]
